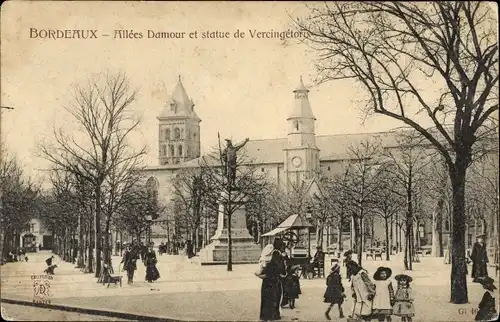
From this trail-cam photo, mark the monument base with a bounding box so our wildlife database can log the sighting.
[199,189,261,265]
[200,229,261,265]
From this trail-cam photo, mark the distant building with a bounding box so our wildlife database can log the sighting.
[20,218,52,251]
[142,76,498,256]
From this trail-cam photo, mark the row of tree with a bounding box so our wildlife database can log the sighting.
[36,71,155,277]
[0,145,42,259]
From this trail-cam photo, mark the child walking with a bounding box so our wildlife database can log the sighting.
[372,267,395,322]
[324,263,345,320]
[393,274,415,322]
[283,265,302,309]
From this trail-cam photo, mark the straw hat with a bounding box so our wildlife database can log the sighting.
[373,267,392,280]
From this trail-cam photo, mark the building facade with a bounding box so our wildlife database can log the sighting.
[144,76,498,254]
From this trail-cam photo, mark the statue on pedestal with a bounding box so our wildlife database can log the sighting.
[222,138,249,187]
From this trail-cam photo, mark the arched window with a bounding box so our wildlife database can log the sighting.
[165,128,171,141]
[169,145,175,157]
[293,120,299,131]
[160,145,166,156]
[174,128,181,140]
[444,219,450,231]
[178,145,183,157]
[186,147,191,157]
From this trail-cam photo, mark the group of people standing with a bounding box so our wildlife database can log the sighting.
[120,241,160,284]
[324,251,415,322]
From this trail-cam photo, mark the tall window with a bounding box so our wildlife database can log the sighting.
[30,223,35,232]
[178,145,183,157]
[165,128,171,141]
[169,145,175,157]
[174,128,181,140]
[294,120,299,131]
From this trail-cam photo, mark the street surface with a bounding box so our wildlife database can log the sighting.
[1,303,127,321]
[1,250,497,321]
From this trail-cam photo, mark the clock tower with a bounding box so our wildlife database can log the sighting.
[284,77,320,191]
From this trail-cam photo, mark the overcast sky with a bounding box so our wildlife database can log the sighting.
[2,1,416,184]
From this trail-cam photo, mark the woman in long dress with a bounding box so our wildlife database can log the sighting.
[144,244,160,283]
[347,261,376,321]
[259,249,286,321]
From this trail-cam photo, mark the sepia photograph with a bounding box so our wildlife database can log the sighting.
[1,1,498,321]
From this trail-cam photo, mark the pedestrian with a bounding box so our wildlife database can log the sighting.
[186,240,194,259]
[45,255,54,267]
[144,243,160,283]
[347,261,376,321]
[372,267,395,322]
[259,245,286,321]
[474,276,497,321]
[471,234,489,282]
[282,264,301,309]
[343,250,355,281]
[121,245,137,284]
[324,263,345,320]
[393,274,415,322]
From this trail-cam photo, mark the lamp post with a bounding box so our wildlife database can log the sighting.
[145,215,152,245]
[306,206,312,257]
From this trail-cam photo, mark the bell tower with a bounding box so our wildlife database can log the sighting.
[157,76,201,165]
[284,77,320,190]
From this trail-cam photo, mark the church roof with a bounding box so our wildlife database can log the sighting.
[168,130,402,169]
[158,76,201,121]
[145,126,451,172]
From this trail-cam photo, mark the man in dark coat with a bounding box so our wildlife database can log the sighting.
[121,245,137,284]
[471,234,489,282]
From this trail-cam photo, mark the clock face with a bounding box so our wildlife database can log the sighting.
[292,157,302,168]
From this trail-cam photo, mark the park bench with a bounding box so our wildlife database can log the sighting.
[100,263,122,288]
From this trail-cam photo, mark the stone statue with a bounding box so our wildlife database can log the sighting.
[222,138,249,186]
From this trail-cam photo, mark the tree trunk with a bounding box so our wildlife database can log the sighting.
[385,217,390,261]
[227,211,233,271]
[357,217,363,266]
[337,220,343,255]
[95,187,102,278]
[389,214,393,254]
[88,215,94,273]
[449,164,468,304]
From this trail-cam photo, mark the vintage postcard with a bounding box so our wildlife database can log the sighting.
[1,1,498,321]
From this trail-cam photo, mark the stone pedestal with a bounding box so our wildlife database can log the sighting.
[201,191,261,265]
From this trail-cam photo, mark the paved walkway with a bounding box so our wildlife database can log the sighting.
[1,251,497,321]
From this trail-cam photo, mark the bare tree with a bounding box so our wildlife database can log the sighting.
[372,164,404,261]
[296,1,498,303]
[343,139,382,266]
[0,150,40,258]
[171,167,210,252]
[39,71,147,277]
[382,131,432,270]
[199,140,267,271]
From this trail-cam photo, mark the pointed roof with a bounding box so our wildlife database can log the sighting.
[158,76,201,121]
[293,76,309,93]
[288,76,315,120]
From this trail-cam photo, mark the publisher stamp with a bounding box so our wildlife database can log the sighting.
[31,275,53,304]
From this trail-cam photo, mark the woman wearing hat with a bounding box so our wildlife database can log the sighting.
[324,263,345,320]
[471,234,489,282]
[393,274,414,322]
[144,243,160,283]
[372,267,395,322]
[259,247,286,321]
[475,276,497,321]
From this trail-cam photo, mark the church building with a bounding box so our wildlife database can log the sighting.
[142,76,496,256]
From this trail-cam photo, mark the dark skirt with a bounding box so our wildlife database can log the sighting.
[472,262,488,280]
[324,287,344,304]
[260,277,282,320]
[146,264,160,281]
